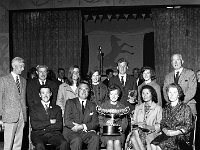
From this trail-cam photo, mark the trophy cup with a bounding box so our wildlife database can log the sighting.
[127,90,137,104]
[96,106,130,136]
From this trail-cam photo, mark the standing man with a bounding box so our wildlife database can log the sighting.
[57,68,67,85]
[0,57,27,150]
[27,65,58,107]
[132,67,143,87]
[163,54,197,115]
[63,81,99,150]
[109,58,137,111]
[102,69,114,87]
[30,85,68,150]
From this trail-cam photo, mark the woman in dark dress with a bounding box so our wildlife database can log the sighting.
[99,85,128,150]
[151,83,193,150]
[89,69,108,105]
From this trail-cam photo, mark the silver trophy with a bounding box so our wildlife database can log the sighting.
[96,105,130,135]
[127,90,137,104]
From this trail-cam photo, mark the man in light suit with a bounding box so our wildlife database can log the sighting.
[0,57,27,150]
[109,58,137,112]
[63,81,99,150]
[163,54,197,115]
[27,65,58,107]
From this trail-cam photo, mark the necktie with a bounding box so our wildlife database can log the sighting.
[42,81,45,85]
[121,76,125,86]
[45,104,49,114]
[174,71,179,84]
[82,101,85,114]
[16,76,20,94]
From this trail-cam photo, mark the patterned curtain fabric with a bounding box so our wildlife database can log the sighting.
[152,8,200,85]
[11,9,82,78]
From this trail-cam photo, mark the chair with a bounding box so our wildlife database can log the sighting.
[191,115,197,150]
[29,117,55,150]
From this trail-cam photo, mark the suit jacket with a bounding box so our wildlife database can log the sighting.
[109,74,137,111]
[0,73,27,123]
[27,78,58,107]
[163,68,197,104]
[102,78,109,87]
[63,97,99,132]
[30,102,63,136]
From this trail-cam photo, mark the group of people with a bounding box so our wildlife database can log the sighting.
[0,53,197,150]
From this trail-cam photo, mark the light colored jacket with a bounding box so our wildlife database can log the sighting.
[132,102,162,143]
[163,68,197,114]
[0,74,27,123]
[56,82,78,115]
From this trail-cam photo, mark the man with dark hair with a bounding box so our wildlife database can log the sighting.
[103,68,114,87]
[132,67,143,87]
[109,58,137,111]
[30,85,69,150]
[0,57,27,150]
[27,65,59,107]
[57,68,66,85]
[63,81,99,150]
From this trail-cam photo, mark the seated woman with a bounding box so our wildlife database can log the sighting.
[151,83,193,150]
[99,85,128,150]
[126,85,162,150]
[138,67,162,107]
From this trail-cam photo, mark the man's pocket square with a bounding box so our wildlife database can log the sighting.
[89,112,94,115]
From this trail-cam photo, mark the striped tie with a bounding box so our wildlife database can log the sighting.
[16,76,20,94]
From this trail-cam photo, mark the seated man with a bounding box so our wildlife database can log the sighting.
[63,81,99,150]
[29,85,68,150]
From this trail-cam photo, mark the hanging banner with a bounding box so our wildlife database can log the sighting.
[88,34,144,74]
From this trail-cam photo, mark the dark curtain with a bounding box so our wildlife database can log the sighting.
[152,8,200,85]
[10,9,82,78]
[143,32,154,69]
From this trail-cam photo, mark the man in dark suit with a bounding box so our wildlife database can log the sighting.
[30,85,68,150]
[0,57,27,150]
[27,65,59,107]
[63,81,99,150]
[102,69,113,87]
[109,58,137,111]
[163,54,197,115]
[132,67,143,87]
[57,68,67,85]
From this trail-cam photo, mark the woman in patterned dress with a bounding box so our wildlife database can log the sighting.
[151,83,193,150]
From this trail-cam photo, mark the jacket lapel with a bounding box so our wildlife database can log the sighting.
[83,100,90,122]
[178,68,186,84]
[8,74,19,95]
[117,75,123,88]
[170,71,175,83]
[74,98,83,121]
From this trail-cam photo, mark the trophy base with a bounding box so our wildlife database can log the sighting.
[102,125,121,136]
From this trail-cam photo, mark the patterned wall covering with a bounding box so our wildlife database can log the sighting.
[0,4,9,77]
[0,33,9,77]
